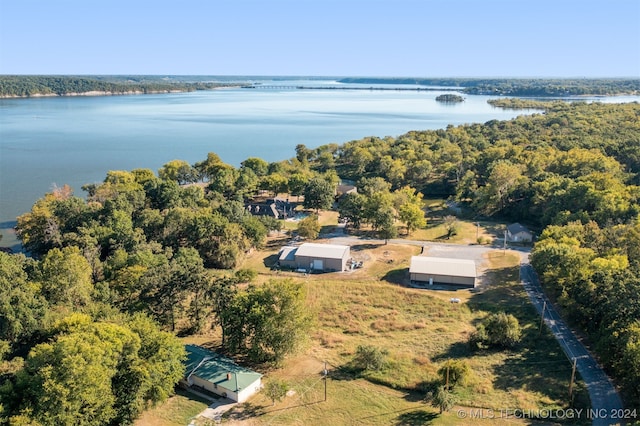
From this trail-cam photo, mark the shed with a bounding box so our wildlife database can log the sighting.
[278,246,298,268]
[278,242,350,272]
[409,256,476,287]
[506,223,533,243]
[183,344,262,403]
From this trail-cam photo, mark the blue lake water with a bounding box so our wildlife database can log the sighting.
[1,79,637,249]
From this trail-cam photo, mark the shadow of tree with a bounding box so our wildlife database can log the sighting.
[431,341,472,362]
[224,402,266,421]
[328,364,359,382]
[382,267,409,285]
[395,409,438,425]
[350,243,384,252]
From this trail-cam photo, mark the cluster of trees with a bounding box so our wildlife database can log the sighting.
[0,250,185,425]
[310,102,640,230]
[337,178,426,239]
[0,76,234,97]
[338,77,640,96]
[215,279,311,364]
[531,221,640,405]
[3,150,320,422]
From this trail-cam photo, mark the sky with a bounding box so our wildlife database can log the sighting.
[0,0,638,78]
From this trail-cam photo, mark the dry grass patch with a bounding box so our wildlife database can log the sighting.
[134,389,210,426]
[175,244,586,425]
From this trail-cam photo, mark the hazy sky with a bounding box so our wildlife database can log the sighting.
[1,0,638,77]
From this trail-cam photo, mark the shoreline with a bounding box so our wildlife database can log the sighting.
[0,85,242,99]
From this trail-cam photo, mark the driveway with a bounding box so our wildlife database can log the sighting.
[186,388,237,425]
[520,256,624,426]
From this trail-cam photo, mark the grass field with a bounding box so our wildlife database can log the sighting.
[218,245,587,425]
[136,215,581,425]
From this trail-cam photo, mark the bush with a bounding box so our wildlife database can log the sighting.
[352,345,388,371]
[437,359,470,389]
[471,312,522,349]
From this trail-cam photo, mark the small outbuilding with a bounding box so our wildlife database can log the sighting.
[506,223,533,243]
[410,256,476,287]
[183,344,262,403]
[278,242,350,272]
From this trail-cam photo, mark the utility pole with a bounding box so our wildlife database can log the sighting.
[323,361,328,402]
[445,363,450,391]
[568,357,577,403]
[503,230,507,254]
[539,301,547,335]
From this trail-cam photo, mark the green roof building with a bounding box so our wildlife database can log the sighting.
[183,344,262,402]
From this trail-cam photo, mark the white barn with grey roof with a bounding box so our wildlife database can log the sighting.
[278,243,350,272]
[410,256,476,287]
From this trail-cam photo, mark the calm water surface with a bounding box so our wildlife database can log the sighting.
[1,81,635,248]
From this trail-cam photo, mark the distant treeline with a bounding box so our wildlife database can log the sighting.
[0,75,239,97]
[339,77,640,97]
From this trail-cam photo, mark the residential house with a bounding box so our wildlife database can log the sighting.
[183,344,262,403]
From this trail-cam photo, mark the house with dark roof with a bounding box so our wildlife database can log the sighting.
[246,198,294,220]
[183,345,262,403]
[506,223,533,243]
[409,256,476,287]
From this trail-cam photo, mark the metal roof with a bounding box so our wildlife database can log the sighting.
[295,243,350,259]
[409,256,476,278]
[278,246,298,262]
[185,345,262,392]
[507,222,531,235]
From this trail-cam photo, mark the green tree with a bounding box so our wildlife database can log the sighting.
[243,279,311,364]
[430,385,456,414]
[0,253,46,343]
[264,379,289,406]
[241,157,269,176]
[193,152,230,181]
[260,173,289,197]
[303,177,335,212]
[39,246,93,307]
[297,214,321,240]
[437,360,470,389]
[443,215,459,239]
[398,202,426,235]
[158,159,197,184]
[337,192,366,229]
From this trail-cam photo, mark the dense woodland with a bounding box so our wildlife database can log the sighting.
[339,77,640,96]
[0,76,236,97]
[1,100,640,424]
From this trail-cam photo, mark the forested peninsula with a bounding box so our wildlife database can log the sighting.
[339,77,640,96]
[2,100,640,424]
[0,75,240,98]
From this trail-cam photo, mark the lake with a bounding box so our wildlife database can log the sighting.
[0,79,635,249]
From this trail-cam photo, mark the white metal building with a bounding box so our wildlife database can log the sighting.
[409,256,476,287]
[278,243,350,272]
